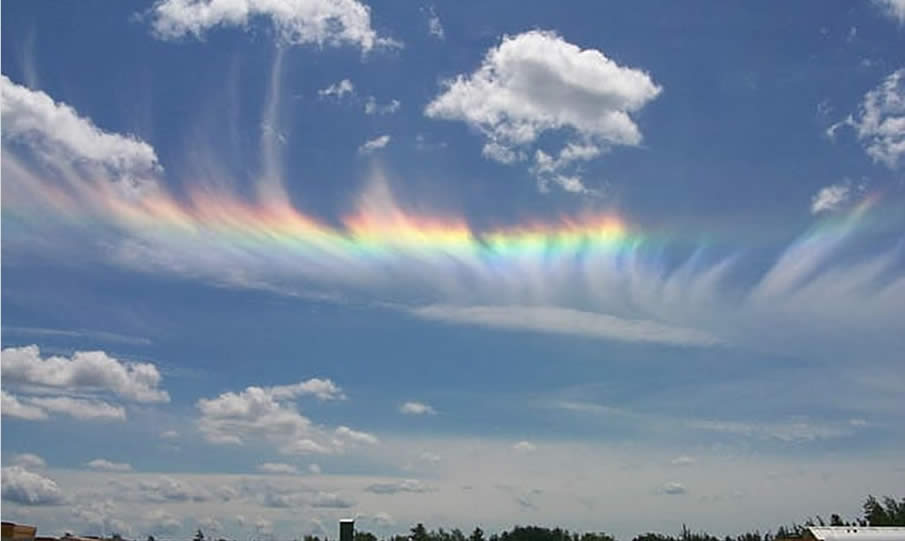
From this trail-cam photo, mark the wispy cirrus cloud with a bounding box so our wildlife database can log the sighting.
[2,74,903,363]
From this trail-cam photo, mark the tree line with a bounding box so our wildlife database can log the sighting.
[147,494,904,541]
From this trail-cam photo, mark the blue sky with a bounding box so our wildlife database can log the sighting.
[2,1,905,539]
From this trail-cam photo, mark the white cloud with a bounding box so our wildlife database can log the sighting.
[255,517,274,534]
[425,30,660,191]
[399,401,436,415]
[411,305,719,347]
[426,6,444,39]
[1,75,160,183]
[365,479,429,494]
[87,459,133,472]
[1,345,169,403]
[148,0,399,52]
[359,134,391,154]
[28,396,126,421]
[831,68,905,168]
[373,511,395,527]
[874,0,905,24]
[1,466,65,505]
[335,425,379,446]
[364,97,401,115]
[532,144,603,194]
[72,499,131,536]
[1,390,48,420]
[197,385,317,447]
[419,452,441,463]
[811,183,851,214]
[270,378,346,400]
[310,491,356,508]
[670,456,696,466]
[161,430,180,439]
[481,141,522,164]
[146,508,183,535]
[199,517,224,533]
[319,79,355,99]
[662,481,687,495]
[687,419,852,442]
[11,453,47,470]
[138,476,213,503]
[512,441,536,453]
[197,380,361,456]
[308,463,322,474]
[256,463,299,474]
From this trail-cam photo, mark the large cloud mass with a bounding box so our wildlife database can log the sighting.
[426,30,661,192]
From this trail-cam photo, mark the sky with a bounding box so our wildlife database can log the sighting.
[1,1,905,540]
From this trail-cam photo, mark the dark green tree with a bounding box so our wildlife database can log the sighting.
[195,529,206,541]
[355,532,378,541]
[411,524,430,541]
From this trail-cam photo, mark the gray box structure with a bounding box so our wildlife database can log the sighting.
[340,519,355,541]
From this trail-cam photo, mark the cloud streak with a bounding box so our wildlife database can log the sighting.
[2,75,904,359]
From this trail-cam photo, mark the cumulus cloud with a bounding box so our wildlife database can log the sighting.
[359,134,391,154]
[1,75,160,188]
[199,517,224,533]
[425,6,444,39]
[830,68,905,168]
[1,390,48,420]
[425,30,660,192]
[257,462,299,474]
[310,491,356,508]
[373,511,395,527]
[419,452,441,463]
[399,401,436,415]
[670,456,696,466]
[28,396,127,421]
[811,183,852,214]
[335,425,379,445]
[87,459,133,472]
[319,79,356,99]
[365,479,429,494]
[197,385,317,447]
[1,466,65,505]
[11,453,47,470]
[662,481,687,495]
[308,463,322,474]
[197,380,366,456]
[411,305,719,347]
[148,0,399,52]
[270,378,346,401]
[73,499,132,536]
[1,345,169,403]
[146,508,182,535]
[874,0,905,24]
[512,441,536,453]
[532,144,603,194]
[364,97,401,115]
[138,476,213,503]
